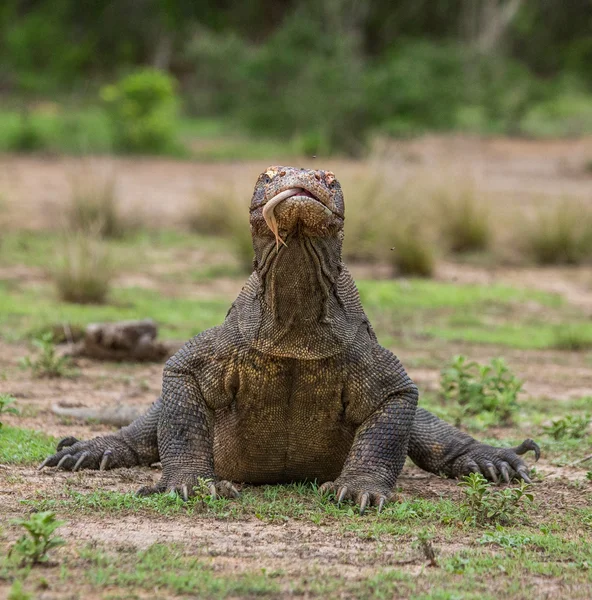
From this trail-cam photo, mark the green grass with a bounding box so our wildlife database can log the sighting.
[14,483,592,598]
[2,265,591,351]
[356,280,562,310]
[0,108,113,155]
[0,283,229,341]
[1,231,591,351]
[85,544,279,598]
[25,483,464,526]
[0,426,57,465]
[0,108,295,159]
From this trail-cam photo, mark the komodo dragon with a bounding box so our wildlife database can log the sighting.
[40,166,539,513]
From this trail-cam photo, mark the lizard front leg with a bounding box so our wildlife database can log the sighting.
[320,343,419,514]
[320,389,418,514]
[137,339,239,500]
[408,407,540,483]
[40,398,161,471]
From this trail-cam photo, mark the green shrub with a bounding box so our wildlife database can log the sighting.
[52,230,113,304]
[459,473,534,525]
[366,41,466,135]
[7,112,46,152]
[524,201,592,265]
[543,414,590,440]
[441,355,523,426]
[236,6,369,155]
[101,69,180,154]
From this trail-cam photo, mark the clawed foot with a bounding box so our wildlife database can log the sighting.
[451,438,540,484]
[319,479,394,515]
[137,477,240,501]
[38,435,140,472]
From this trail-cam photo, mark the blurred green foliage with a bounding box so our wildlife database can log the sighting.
[101,69,179,153]
[1,0,592,154]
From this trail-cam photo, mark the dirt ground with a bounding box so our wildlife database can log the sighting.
[1,137,592,598]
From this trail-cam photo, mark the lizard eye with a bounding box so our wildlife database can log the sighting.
[262,174,271,184]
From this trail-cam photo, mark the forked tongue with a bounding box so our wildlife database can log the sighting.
[262,188,302,251]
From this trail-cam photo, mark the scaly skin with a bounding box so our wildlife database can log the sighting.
[41,166,539,512]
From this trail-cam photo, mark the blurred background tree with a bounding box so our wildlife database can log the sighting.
[1,0,591,155]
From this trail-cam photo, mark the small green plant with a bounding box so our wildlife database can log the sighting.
[19,332,74,378]
[414,529,438,567]
[52,229,113,304]
[440,355,523,425]
[586,471,592,482]
[0,393,19,428]
[9,511,66,565]
[459,472,534,525]
[543,414,590,440]
[101,69,180,154]
[7,581,32,600]
[478,526,533,548]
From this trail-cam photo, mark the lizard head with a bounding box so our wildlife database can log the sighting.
[249,166,345,251]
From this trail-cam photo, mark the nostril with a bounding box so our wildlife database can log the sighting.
[314,173,321,181]
[280,170,286,177]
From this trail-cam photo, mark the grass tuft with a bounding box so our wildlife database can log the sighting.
[388,221,435,277]
[524,200,592,265]
[437,185,491,253]
[551,325,592,351]
[52,229,114,304]
[343,161,436,276]
[67,167,127,238]
[188,188,253,272]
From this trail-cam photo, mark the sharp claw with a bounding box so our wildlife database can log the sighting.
[56,454,74,470]
[517,468,532,484]
[209,483,217,500]
[38,457,52,471]
[99,450,112,471]
[513,439,541,462]
[57,436,80,452]
[228,484,240,499]
[500,464,511,484]
[72,452,89,472]
[486,465,499,484]
[337,486,348,505]
[377,497,385,514]
[359,493,369,515]
[181,484,189,502]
